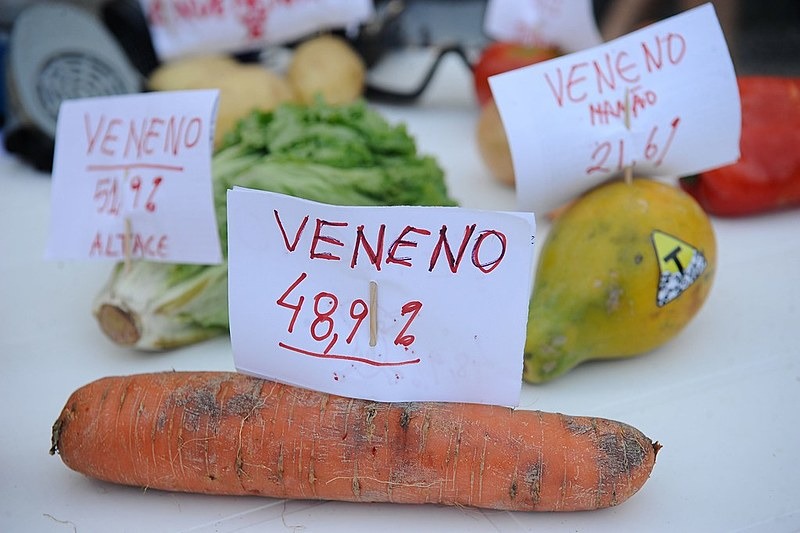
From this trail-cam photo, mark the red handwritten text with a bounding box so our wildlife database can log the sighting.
[276,271,423,364]
[89,230,169,259]
[272,210,508,275]
[589,85,658,125]
[93,174,164,215]
[543,31,687,107]
[145,0,296,40]
[84,113,203,159]
[586,116,682,175]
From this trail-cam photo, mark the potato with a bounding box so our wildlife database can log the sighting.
[147,55,296,148]
[147,55,240,91]
[210,65,295,147]
[287,34,365,105]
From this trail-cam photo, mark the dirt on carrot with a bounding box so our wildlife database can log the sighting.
[51,371,659,512]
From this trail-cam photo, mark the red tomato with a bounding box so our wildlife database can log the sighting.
[679,77,800,217]
[473,42,561,106]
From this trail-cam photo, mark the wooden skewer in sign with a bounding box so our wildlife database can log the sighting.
[123,217,133,272]
[623,87,634,185]
[369,280,378,347]
[122,168,134,272]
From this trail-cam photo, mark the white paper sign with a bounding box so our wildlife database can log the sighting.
[139,0,374,60]
[483,0,602,52]
[489,3,740,214]
[227,188,537,407]
[45,90,222,264]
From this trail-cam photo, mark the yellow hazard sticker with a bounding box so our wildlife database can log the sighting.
[651,230,707,307]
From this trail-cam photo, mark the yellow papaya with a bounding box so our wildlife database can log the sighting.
[524,179,716,383]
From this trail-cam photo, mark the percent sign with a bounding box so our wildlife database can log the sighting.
[92,172,164,215]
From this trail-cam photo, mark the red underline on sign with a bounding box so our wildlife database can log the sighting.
[86,163,185,172]
[278,342,421,367]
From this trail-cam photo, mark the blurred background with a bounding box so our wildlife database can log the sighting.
[2,0,798,69]
[1,0,798,158]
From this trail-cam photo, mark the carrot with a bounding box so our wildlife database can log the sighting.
[50,371,659,512]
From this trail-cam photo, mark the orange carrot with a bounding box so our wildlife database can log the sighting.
[51,371,659,512]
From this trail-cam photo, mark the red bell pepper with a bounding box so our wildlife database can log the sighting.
[679,76,800,217]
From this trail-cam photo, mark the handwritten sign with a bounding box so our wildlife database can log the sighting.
[489,3,740,213]
[227,188,536,406]
[139,0,374,60]
[45,90,222,264]
[483,0,602,52]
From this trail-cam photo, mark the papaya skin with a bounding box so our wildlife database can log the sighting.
[523,179,716,383]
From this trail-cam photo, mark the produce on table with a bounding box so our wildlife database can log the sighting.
[147,54,241,89]
[147,54,295,149]
[476,98,514,187]
[524,179,716,383]
[51,371,660,512]
[472,42,561,185]
[288,34,366,105]
[679,76,800,216]
[92,100,457,351]
[472,41,561,107]
[203,64,295,148]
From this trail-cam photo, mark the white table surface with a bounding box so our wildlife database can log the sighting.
[2,52,799,532]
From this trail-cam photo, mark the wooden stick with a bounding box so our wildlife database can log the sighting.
[623,87,633,185]
[123,217,133,272]
[369,281,378,347]
[122,168,133,272]
[624,87,632,131]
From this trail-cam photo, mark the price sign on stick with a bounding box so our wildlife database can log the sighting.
[484,0,602,52]
[227,188,537,407]
[139,0,374,60]
[45,90,222,265]
[489,3,740,214]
